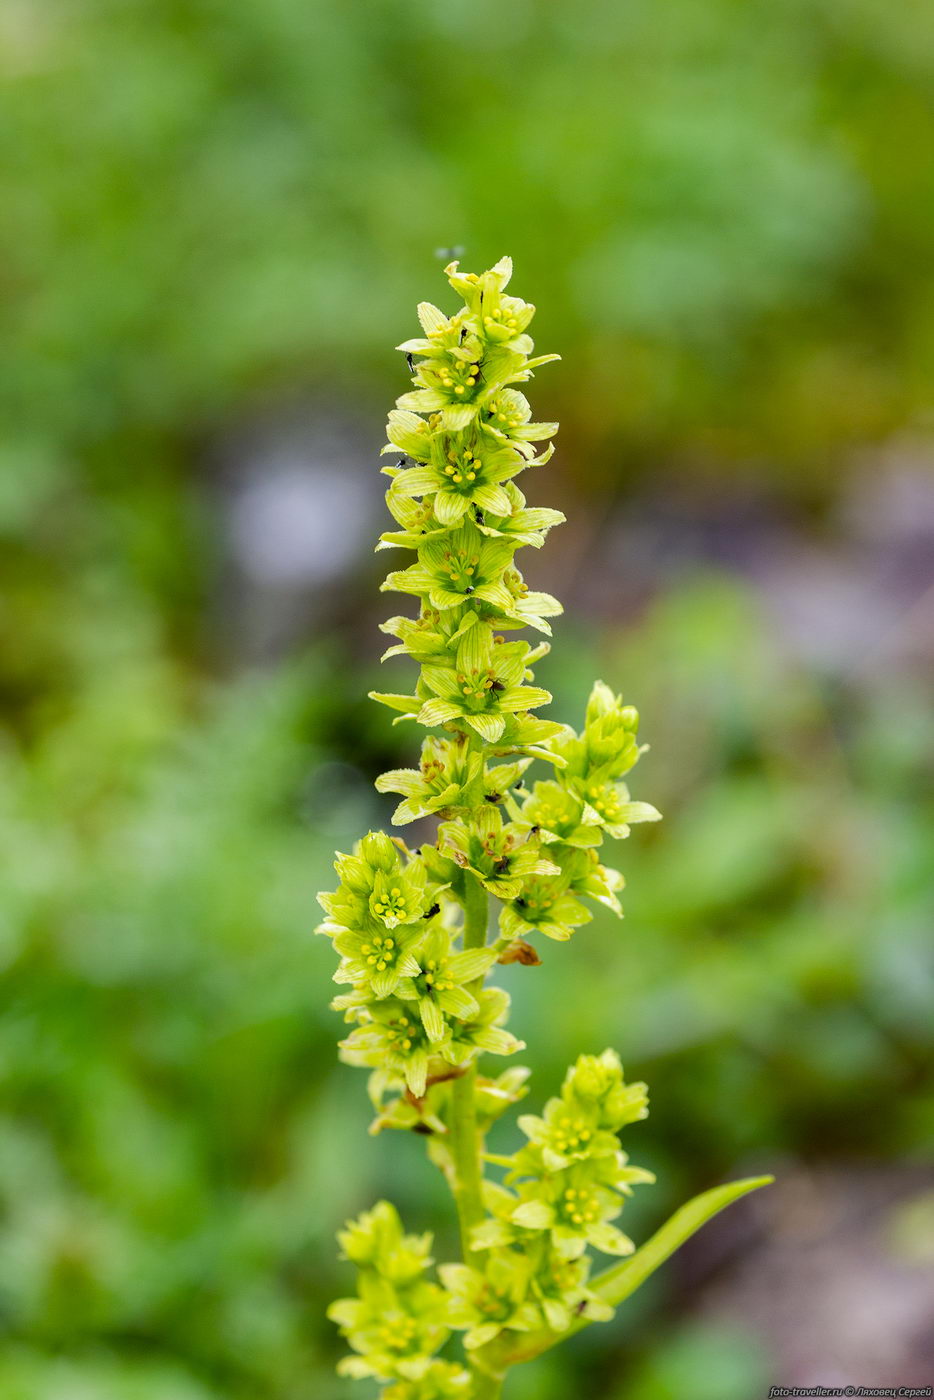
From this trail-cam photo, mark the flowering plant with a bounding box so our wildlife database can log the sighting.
[318,257,771,1397]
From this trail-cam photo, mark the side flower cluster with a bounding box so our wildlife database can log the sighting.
[328,1201,464,1389]
[444,1050,651,1350]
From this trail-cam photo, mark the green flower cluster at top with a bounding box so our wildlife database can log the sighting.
[316,259,771,1399]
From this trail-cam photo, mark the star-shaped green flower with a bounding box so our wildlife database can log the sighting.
[519,779,604,848]
[329,1271,451,1381]
[395,925,499,1042]
[382,520,518,613]
[528,1248,614,1334]
[506,1161,642,1260]
[382,424,527,527]
[563,845,626,916]
[416,628,551,744]
[376,735,484,825]
[498,848,594,943]
[439,806,558,898]
[487,711,573,766]
[570,776,662,838]
[338,998,451,1098]
[378,604,477,667]
[439,1250,540,1349]
[479,385,558,458]
[316,834,445,946]
[514,1097,619,1172]
[332,916,432,1001]
[317,835,440,937]
[376,489,454,552]
[445,256,537,352]
[472,480,566,549]
[445,987,525,1063]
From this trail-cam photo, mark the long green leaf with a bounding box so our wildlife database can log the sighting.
[590,1174,774,1314]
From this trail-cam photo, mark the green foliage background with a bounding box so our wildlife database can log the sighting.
[1,2,932,1397]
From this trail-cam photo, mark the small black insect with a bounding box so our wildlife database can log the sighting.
[514,778,524,789]
[464,585,475,595]
[494,856,511,874]
[396,456,407,469]
[473,507,485,524]
[406,352,415,374]
[484,792,501,804]
[528,823,540,835]
[489,679,505,693]
[413,1123,434,1136]
[515,897,527,908]
[459,326,467,344]
[424,903,440,919]
[575,1300,588,1317]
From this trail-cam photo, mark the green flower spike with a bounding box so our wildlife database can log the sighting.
[319,259,773,1398]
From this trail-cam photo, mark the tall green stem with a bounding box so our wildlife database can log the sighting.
[448,871,490,1264]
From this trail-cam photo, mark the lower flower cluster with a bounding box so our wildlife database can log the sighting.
[328,1201,464,1391]
[329,1054,652,1392]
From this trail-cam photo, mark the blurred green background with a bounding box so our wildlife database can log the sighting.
[2,1,933,1397]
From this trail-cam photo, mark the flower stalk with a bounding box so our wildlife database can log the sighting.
[448,872,490,1266]
[317,257,772,1397]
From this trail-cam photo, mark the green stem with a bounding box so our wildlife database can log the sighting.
[470,1368,504,1399]
[448,871,490,1265]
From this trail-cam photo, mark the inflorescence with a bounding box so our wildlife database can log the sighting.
[315,258,763,1398]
